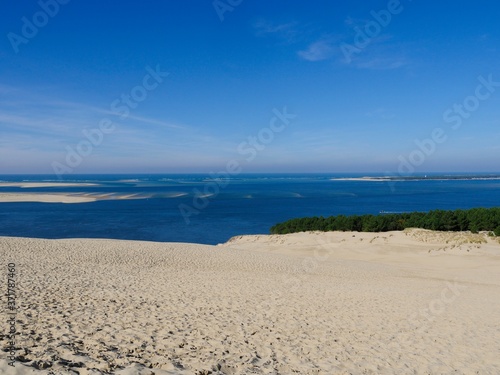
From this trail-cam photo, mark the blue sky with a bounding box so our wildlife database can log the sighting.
[1,1,500,174]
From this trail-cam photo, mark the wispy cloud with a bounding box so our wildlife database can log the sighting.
[0,113,87,136]
[253,19,297,36]
[253,15,412,71]
[252,19,301,45]
[95,109,186,130]
[38,100,186,130]
[0,84,246,174]
[297,40,335,62]
[337,13,412,69]
[288,13,411,70]
[0,86,194,159]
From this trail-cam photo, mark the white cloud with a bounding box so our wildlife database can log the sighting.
[298,40,334,62]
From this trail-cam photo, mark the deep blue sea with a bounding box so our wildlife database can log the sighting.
[1,173,499,244]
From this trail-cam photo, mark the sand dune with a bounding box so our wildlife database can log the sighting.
[1,229,499,374]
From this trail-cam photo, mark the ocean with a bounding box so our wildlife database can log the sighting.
[1,173,499,244]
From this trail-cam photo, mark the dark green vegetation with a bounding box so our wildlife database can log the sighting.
[270,207,500,235]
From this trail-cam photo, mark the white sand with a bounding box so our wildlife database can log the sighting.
[0,183,103,203]
[0,193,152,203]
[0,193,98,203]
[1,229,499,374]
[0,183,99,188]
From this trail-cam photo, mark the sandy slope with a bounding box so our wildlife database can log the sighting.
[1,229,499,374]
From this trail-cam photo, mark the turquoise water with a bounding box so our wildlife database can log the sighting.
[0,173,499,244]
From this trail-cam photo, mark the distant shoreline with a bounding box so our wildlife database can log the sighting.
[330,175,500,181]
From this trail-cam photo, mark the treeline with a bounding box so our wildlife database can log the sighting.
[270,207,500,235]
